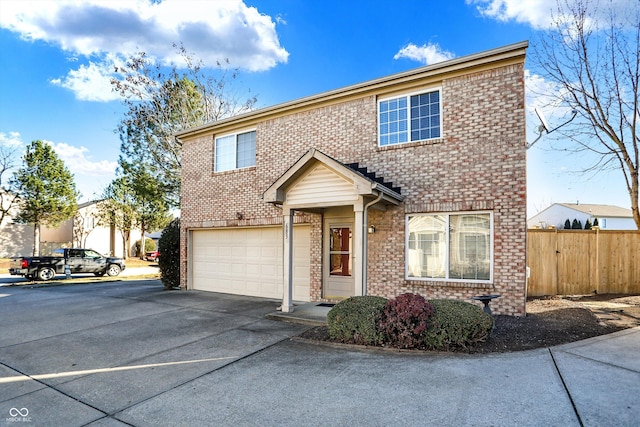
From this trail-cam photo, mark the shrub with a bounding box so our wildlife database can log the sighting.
[378,293,435,349]
[423,299,494,351]
[158,218,180,290]
[327,296,387,345]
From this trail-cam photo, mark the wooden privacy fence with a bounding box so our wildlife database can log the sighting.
[527,229,640,296]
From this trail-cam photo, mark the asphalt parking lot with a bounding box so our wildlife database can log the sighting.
[1,279,639,426]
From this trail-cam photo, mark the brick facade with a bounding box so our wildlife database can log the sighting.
[179,43,528,315]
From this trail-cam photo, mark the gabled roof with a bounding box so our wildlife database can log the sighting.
[77,199,105,209]
[556,203,632,218]
[262,148,404,206]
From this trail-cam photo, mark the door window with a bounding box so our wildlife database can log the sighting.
[329,227,352,276]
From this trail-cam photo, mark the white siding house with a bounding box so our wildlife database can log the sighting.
[528,203,636,230]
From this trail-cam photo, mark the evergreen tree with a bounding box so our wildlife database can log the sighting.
[158,217,180,290]
[12,140,78,255]
[584,219,592,230]
[571,219,581,229]
[564,219,571,229]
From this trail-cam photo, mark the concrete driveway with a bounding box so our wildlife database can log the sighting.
[1,280,639,426]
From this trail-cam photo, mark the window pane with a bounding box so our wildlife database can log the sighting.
[379,96,408,146]
[407,215,446,278]
[409,90,440,141]
[329,227,352,276]
[215,135,235,172]
[236,131,256,168]
[449,214,491,280]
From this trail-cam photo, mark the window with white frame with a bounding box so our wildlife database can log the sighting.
[214,130,256,172]
[378,89,441,146]
[407,212,492,282]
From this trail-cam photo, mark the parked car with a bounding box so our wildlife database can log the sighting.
[144,251,160,262]
[9,248,126,281]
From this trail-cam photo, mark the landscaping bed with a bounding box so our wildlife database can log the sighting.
[299,294,640,353]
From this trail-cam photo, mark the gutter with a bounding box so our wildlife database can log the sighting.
[362,191,384,295]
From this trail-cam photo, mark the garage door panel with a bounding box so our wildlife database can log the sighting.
[191,226,310,301]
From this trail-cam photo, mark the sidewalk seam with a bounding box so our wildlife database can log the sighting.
[549,348,584,427]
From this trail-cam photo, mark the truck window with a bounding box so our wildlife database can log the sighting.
[84,250,102,258]
[69,249,83,258]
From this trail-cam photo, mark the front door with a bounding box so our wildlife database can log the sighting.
[324,221,354,298]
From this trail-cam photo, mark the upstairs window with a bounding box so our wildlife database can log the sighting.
[379,89,441,146]
[215,130,256,172]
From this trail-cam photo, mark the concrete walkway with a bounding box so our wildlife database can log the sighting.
[0,280,638,426]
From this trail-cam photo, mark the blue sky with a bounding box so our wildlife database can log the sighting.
[0,0,635,217]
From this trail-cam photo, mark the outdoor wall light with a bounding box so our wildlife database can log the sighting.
[368,225,376,234]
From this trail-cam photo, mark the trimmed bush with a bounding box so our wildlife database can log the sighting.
[423,299,494,351]
[327,296,387,345]
[378,293,435,349]
[158,218,180,290]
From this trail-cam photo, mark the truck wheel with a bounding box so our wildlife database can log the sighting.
[37,267,56,281]
[106,264,121,277]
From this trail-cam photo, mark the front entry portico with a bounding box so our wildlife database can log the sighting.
[263,148,404,313]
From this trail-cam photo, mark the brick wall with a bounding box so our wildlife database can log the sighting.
[180,61,527,315]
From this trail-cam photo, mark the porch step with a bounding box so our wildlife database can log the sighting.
[266,302,330,327]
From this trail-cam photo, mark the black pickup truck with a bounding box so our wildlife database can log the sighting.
[9,248,126,281]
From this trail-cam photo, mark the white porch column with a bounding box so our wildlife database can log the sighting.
[281,206,295,313]
[353,198,364,296]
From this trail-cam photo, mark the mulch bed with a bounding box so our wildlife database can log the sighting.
[298,296,633,353]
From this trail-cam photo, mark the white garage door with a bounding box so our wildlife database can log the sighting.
[191,226,310,301]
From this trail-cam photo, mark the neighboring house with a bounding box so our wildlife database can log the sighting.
[145,230,163,247]
[32,200,141,257]
[528,203,636,230]
[0,191,34,258]
[177,41,528,316]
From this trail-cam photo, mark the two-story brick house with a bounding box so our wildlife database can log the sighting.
[177,41,528,316]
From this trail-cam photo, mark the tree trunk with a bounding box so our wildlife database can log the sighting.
[33,223,40,256]
[140,222,146,259]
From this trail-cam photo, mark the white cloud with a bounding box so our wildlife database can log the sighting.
[45,140,117,177]
[525,69,572,126]
[0,131,23,148]
[467,0,639,30]
[50,60,119,102]
[0,0,288,101]
[393,42,455,65]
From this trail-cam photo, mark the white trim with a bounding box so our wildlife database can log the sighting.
[405,211,494,284]
[377,87,443,147]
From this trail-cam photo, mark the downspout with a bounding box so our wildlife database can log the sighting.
[362,191,383,296]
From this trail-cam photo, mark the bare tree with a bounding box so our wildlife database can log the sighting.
[111,44,257,207]
[532,0,640,228]
[73,206,101,248]
[0,144,19,225]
